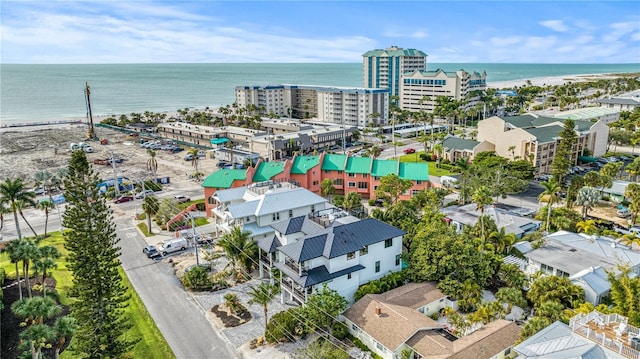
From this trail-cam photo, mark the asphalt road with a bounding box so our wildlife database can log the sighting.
[115,217,238,359]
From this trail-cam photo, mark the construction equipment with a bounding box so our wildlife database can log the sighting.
[85,82,98,140]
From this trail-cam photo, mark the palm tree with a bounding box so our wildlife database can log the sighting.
[37,200,55,237]
[16,199,39,238]
[34,245,60,297]
[147,149,158,181]
[366,145,382,159]
[472,186,493,241]
[539,180,561,231]
[21,323,55,359]
[188,148,200,179]
[142,195,159,234]
[53,316,77,359]
[223,293,242,314]
[0,178,37,240]
[34,170,60,203]
[625,183,640,225]
[320,178,335,201]
[218,226,257,276]
[19,240,39,298]
[3,239,26,300]
[496,287,527,319]
[574,186,600,219]
[576,219,598,235]
[0,201,9,231]
[12,296,62,358]
[487,227,516,255]
[247,281,280,335]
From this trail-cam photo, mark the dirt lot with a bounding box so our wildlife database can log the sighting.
[0,124,217,186]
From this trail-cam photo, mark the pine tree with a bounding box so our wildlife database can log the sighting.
[62,150,136,357]
[551,119,577,185]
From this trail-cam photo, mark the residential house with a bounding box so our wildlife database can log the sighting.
[516,313,640,359]
[441,136,495,163]
[343,282,520,359]
[596,89,640,111]
[477,114,609,175]
[552,107,621,125]
[441,203,541,239]
[524,231,640,304]
[209,183,329,240]
[258,212,405,304]
[601,180,636,204]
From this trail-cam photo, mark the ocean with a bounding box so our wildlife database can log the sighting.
[1,63,639,124]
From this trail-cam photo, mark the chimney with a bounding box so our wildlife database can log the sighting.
[375,306,381,317]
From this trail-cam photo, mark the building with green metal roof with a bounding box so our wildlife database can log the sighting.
[322,154,348,171]
[362,46,427,97]
[345,156,373,174]
[252,161,286,182]
[399,162,429,182]
[202,169,247,189]
[291,156,320,174]
[371,159,399,178]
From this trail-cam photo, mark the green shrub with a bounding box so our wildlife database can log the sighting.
[137,213,147,220]
[0,268,4,285]
[195,202,206,211]
[368,199,375,206]
[137,222,152,237]
[181,266,211,291]
[354,269,408,301]
[349,336,383,359]
[331,321,348,340]
[420,153,430,161]
[265,308,303,343]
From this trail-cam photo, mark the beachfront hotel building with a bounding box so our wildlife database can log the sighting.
[399,69,487,112]
[362,46,428,97]
[235,84,389,127]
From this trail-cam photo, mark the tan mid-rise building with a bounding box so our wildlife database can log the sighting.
[477,114,609,175]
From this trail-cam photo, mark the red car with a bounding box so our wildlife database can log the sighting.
[113,195,134,204]
[403,148,416,154]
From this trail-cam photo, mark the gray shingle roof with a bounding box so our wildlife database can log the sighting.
[443,136,480,151]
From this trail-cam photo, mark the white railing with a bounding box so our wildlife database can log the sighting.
[570,311,640,359]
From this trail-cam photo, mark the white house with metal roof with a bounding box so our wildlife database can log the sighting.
[210,182,329,240]
[441,203,541,239]
[596,89,640,111]
[257,209,405,304]
[524,230,640,304]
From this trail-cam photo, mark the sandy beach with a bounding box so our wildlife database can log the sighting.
[487,72,629,89]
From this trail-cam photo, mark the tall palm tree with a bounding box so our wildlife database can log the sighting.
[3,239,26,300]
[53,316,77,359]
[539,180,561,231]
[37,200,55,237]
[247,281,280,335]
[188,148,200,179]
[19,240,39,298]
[218,226,257,275]
[0,178,37,240]
[34,170,60,203]
[574,186,600,219]
[146,149,158,181]
[16,199,39,238]
[472,186,493,241]
[0,201,9,231]
[625,183,640,225]
[142,195,159,234]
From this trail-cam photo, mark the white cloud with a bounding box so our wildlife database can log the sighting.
[539,20,568,32]
[382,29,428,39]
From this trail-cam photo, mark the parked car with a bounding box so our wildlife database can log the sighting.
[113,195,134,203]
[83,146,94,153]
[158,238,188,256]
[630,226,640,235]
[134,190,154,199]
[174,195,191,204]
[403,148,416,154]
[184,154,194,161]
[329,145,340,150]
[617,209,632,218]
[142,245,161,259]
[217,161,230,168]
[171,147,184,153]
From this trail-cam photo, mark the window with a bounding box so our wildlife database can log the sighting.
[348,182,356,188]
[359,246,368,256]
[312,180,319,186]
[416,180,422,185]
[272,212,280,221]
[347,273,352,280]
[395,254,401,266]
[363,174,368,178]
[375,261,380,273]
[347,251,355,260]
[557,270,570,278]
[541,263,554,274]
[311,205,315,213]
[289,209,293,218]
[358,182,368,189]
[385,238,393,248]
[334,178,343,185]
[348,173,356,177]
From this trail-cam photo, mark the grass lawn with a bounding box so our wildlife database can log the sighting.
[397,152,455,177]
[1,232,175,359]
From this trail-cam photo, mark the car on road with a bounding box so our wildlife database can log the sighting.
[113,195,134,203]
[403,148,416,154]
[184,154,194,161]
[329,145,340,150]
[216,161,230,168]
[135,190,154,199]
[175,195,191,204]
[143,245,161,258]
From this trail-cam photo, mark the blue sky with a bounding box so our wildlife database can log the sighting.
[2,1,639,64]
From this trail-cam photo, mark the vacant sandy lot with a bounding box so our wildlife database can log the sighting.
[0,124,217,186]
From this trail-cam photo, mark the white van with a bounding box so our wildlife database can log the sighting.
[158,238,188,256]
[440,175,460,188]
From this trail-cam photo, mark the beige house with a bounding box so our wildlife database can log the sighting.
[441,136,495,163]
[477,114,609,175]
[342,282,520,359]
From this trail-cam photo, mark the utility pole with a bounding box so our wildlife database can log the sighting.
[191,216,200,266]
[110,151,119,196]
